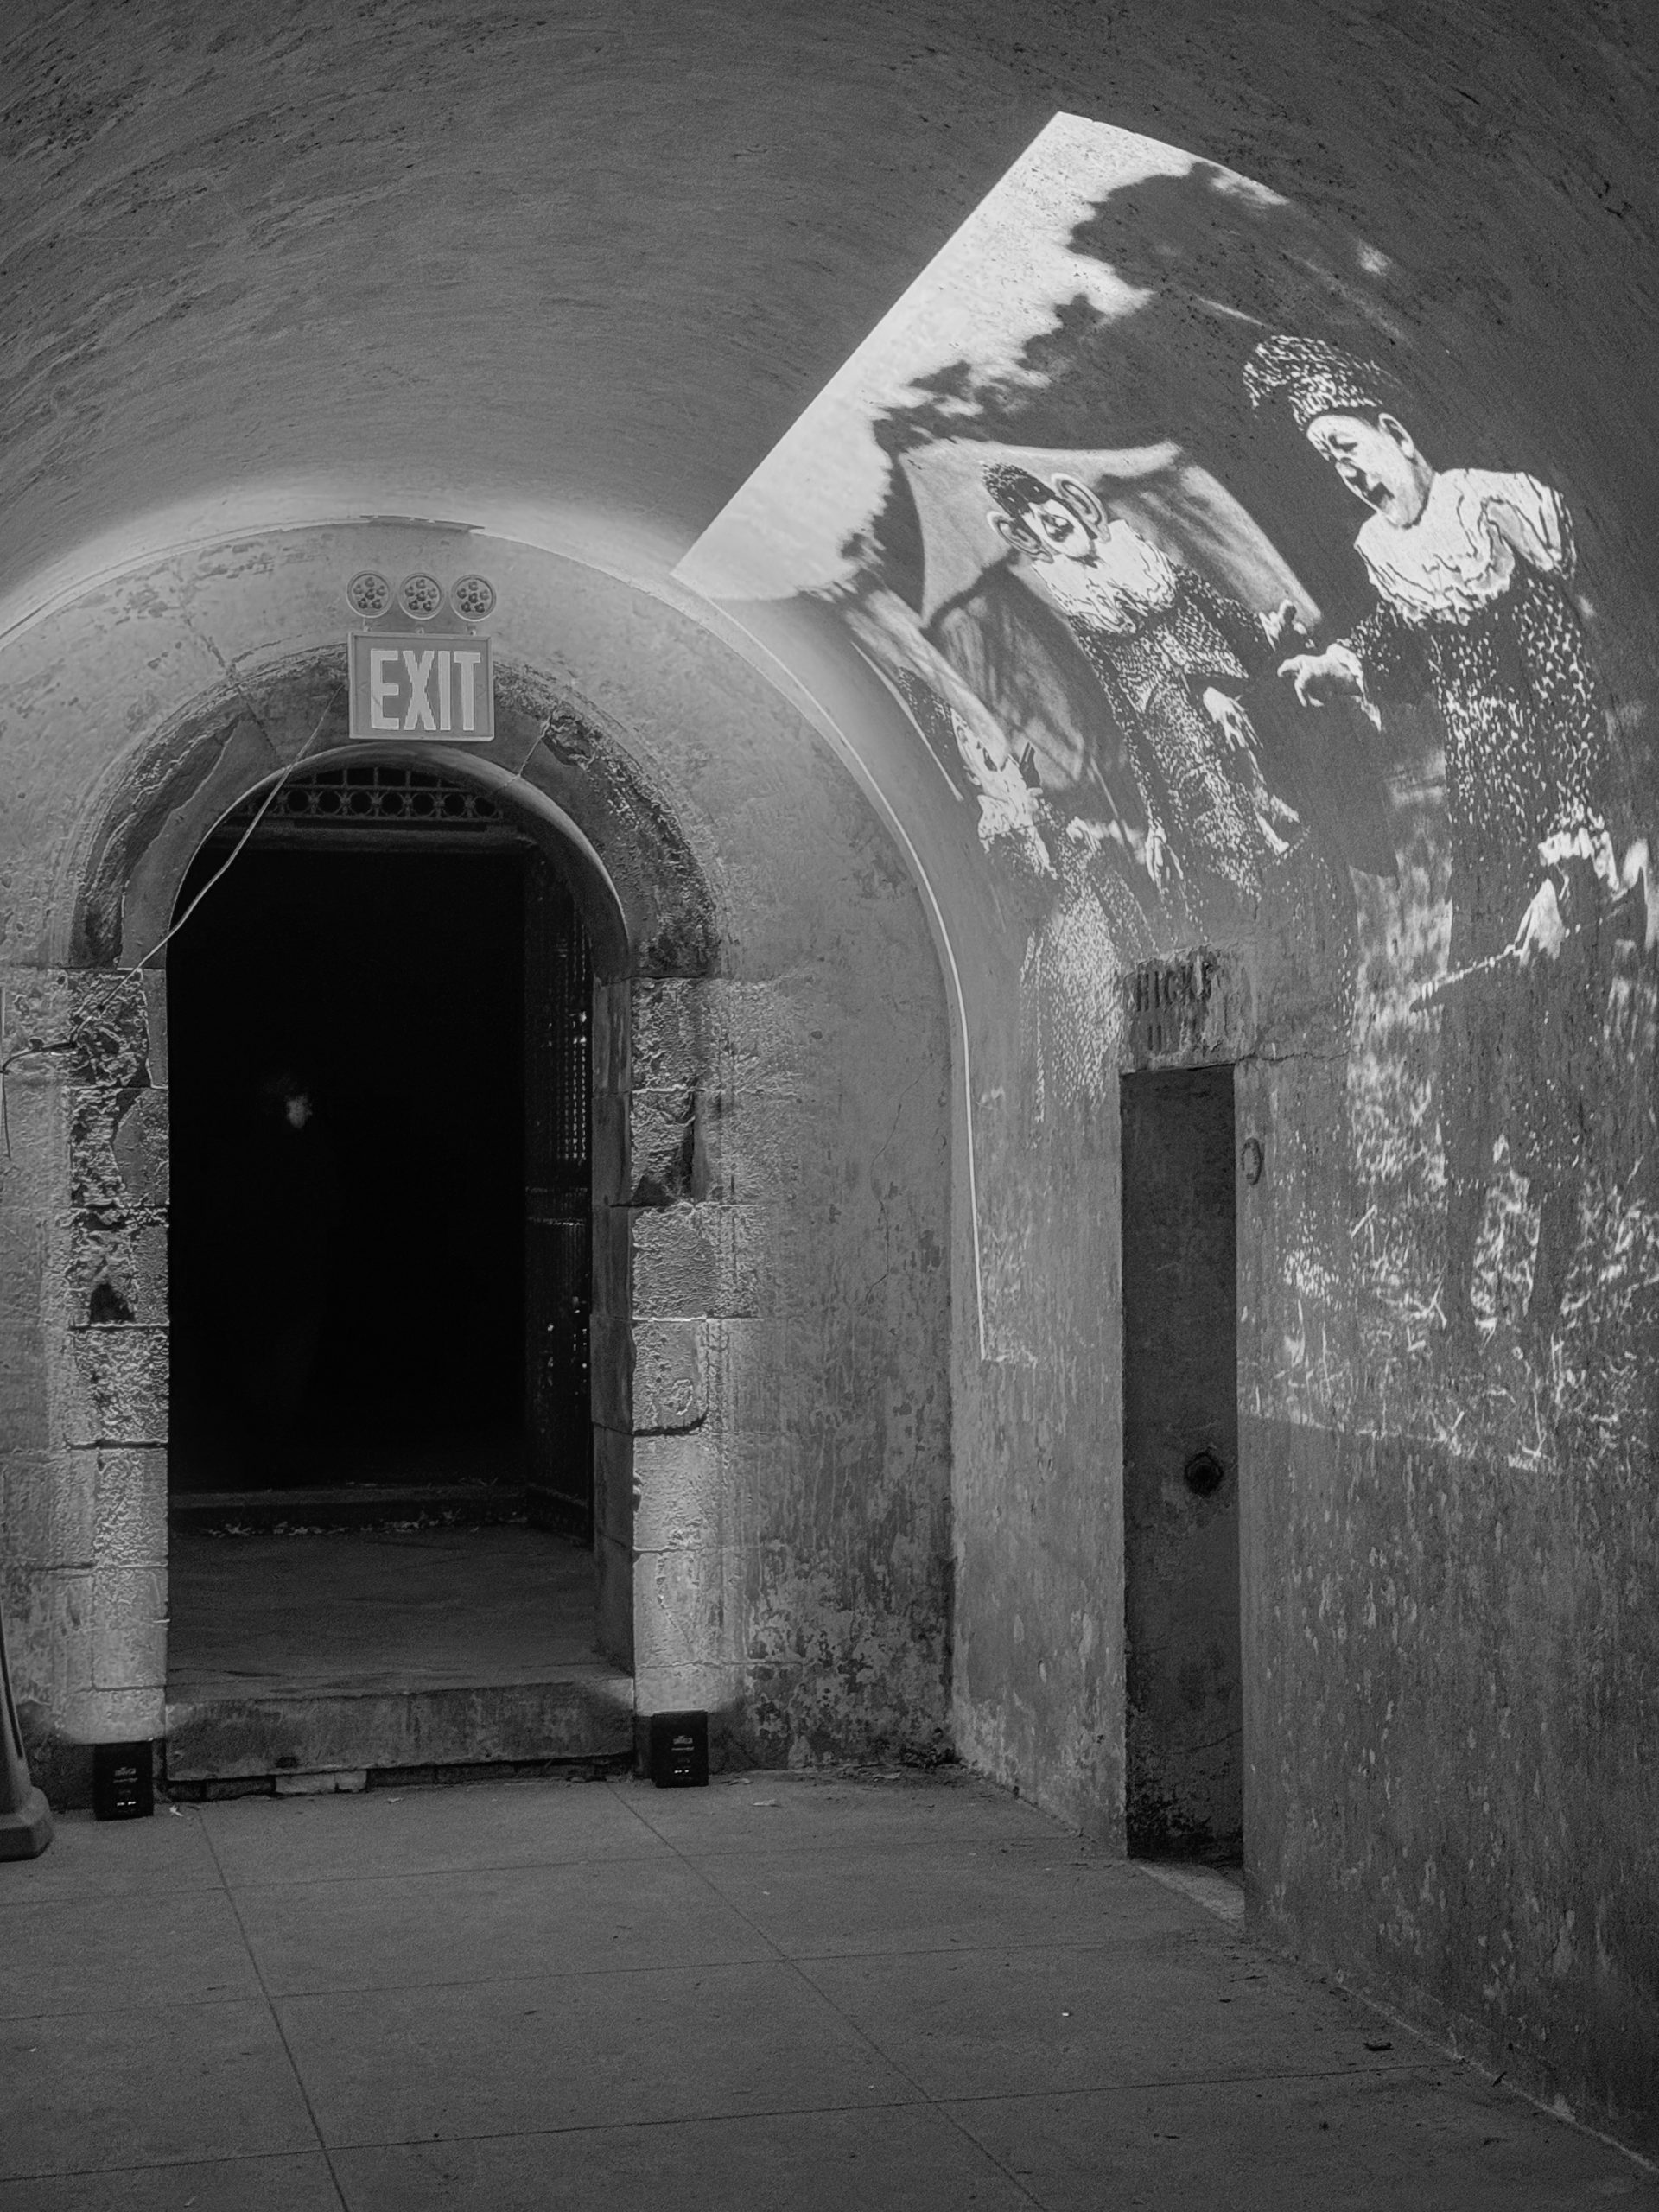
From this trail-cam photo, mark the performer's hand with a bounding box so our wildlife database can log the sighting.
[1201,686,1254,754]
[1262,599,1309,657]
[976,795,1053,878]
[1278,649,1360,709]
[1143,823,1178,890]
[1064,816,1111,855]
[1514,878,1567,966]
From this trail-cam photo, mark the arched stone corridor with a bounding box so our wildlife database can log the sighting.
[0,0,1656,2191]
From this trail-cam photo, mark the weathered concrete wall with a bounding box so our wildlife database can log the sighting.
[1244,1416,1659,2145]
[950,1087,1125,1837]
[1,0,1656,2156]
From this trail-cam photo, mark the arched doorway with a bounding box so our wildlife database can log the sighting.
[161,757,625,1788]
[5,597,802,1805]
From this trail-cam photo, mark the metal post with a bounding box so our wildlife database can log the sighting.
[0,1592,52,1859]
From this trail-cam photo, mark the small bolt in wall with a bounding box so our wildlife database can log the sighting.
[1184,1449,1227,1497]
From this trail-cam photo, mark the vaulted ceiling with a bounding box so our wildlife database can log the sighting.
[3,0,1654,635]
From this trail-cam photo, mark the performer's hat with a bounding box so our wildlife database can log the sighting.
[1243,334,1403,432]
[984,461,1057,516]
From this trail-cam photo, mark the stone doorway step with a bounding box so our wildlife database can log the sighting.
[164,1523,632,1789]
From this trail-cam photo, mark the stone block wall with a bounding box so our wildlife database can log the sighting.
[0,971,170,1798]
[598,958,952,1764]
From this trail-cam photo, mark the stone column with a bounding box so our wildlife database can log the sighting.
[0,970,168,1801]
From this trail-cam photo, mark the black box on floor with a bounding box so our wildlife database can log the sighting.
[647,1711,709,1789]
[92,1741,154,1821]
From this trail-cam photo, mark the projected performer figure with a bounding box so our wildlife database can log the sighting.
[984,464,1300,920]
[1246,334,1621,1351]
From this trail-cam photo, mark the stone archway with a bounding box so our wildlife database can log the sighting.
[7,652,727,1798]
[2,523,955,1808]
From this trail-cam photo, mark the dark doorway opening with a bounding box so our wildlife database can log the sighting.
[1121,1065,1243,1864]
[160,767,623,1782]
[167,769,595,1535]
[168,841,528,1497]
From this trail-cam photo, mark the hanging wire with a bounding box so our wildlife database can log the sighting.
[0,689,343,1159]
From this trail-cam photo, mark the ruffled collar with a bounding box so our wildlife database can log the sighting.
[1355,467,1569,623]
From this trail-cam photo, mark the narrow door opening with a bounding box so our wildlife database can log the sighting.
[168,841,529,1497]
[162,770,620,1781]
[1121,1065,1243,1864]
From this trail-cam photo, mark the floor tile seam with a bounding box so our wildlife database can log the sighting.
[680,1878,1222,1916]
[1,1990,275,2025]
[260,1948,835,2001]
[0,1811,231,1904]
[610,1806,798,1969]
[730,1942,1431,2109]
[3,1943,1396,2018]
[666,1844,1120,1869]
[0,1929,1274,2018]
[0,1881,232,1909]
[612,1811,1090,1857]
[612,1802,965,2126]
[199,1813,353,2212]
[4,1948,970,2024]
[931,2057,1443,2109]
[213,1847,681,1893]
[753,1929,1232,1966]
[607,1783,687,1849]
[0,1998,1433,2056]
[0,2146,333,2188]
[759,1917,979,2126]
[923,2070,1058,2208]
[308,2088,986,2156]
[317,2111,1056,2205]
[602,1799,1071,1837]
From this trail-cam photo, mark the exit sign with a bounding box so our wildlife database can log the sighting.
[348,632,494,742]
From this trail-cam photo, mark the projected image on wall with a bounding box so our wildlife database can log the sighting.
[677,116,1657,1454]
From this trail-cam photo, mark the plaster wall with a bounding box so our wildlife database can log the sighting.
[1,0,1656,2154]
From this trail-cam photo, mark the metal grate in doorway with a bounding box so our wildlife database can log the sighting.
[220,761,506,833]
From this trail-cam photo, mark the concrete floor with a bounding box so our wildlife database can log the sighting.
[1,1771,1651,2210]
[163,1527,631,1780]
[168,1527,601,1698]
